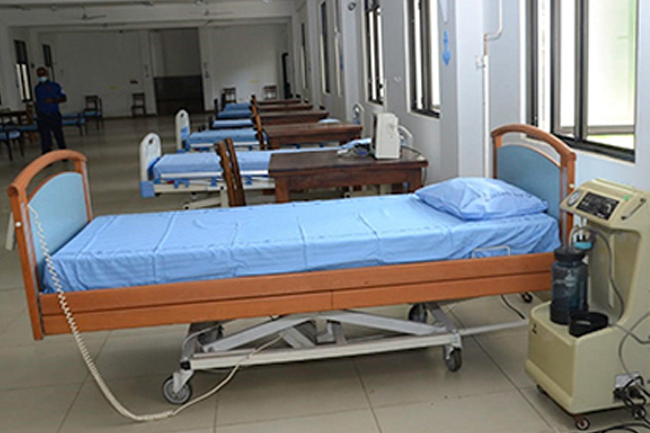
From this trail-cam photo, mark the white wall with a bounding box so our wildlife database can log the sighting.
[41,30,154,117]
[151,28,201,77]
[200,24,290,108]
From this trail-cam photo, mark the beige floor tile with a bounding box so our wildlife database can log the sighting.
[0,308,110,347]
[58,375,218,433]
[0,336,105,391]
[450,294,542,331]
[0,384,81,433]
[473,329,537,389]
[215,359,369,426]
[0,288,26,331]
[0,253,24,291]
[216,409,380,433]
[356,339,515,408]
[374,390,551,433]
[95,329,188,380]
[519,386,633,432]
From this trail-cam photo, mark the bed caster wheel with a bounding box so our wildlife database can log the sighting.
[408,304,428,323]
[182,203,191,210]
[162,376,192,405]
[442,347,462,372]
[574,416,590,431]
[521,292,534,303]
[633,406,647,420]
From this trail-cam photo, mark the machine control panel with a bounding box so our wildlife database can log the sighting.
[576,192,619,220]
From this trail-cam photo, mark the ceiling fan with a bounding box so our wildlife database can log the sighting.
[79,5,107,21]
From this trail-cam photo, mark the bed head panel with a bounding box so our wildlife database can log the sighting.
[29,172,89,279]
[175,109,190,151]
[497,146,560,220]
[7,150,90,339]
[139,133,161,182]
[491,124,576,243]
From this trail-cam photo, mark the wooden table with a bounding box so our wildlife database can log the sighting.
[269,147,428,203]
[260,110,329,126]
[258,98,302,106]
[259,103,313,112]
[264,121,362,150]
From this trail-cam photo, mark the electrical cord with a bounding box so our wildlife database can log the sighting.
[29,204,283,422]
[499,295,526,320]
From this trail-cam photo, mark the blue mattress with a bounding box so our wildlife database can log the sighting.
[211,119,254,129]
[217,109,252,119]
[185,129,262,149]
[43,194,560,293]
[153,151,271,180]
[223,102,252,110]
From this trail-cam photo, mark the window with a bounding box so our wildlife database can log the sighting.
[408,0,440,116]
[319,1,331,94]
[43,44,55,81]
[528,0,638,159]
[14,40,32,102]
[300,23,309,90]
[365,0,384,104]
[333,0,343,96]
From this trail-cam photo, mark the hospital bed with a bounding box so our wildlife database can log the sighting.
[215,102,253,120]
[175,109,264,152]
[8,124,575,404]
[141,132,369,209]
[140,133,274,209]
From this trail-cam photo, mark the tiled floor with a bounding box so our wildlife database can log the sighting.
[0,117,632,432]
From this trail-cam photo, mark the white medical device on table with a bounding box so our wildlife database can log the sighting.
[526,179,650,429]
[371,112,401,159]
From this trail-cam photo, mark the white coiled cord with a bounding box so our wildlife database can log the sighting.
[29,204,281,422]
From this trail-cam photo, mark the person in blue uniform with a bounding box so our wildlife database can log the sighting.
[34,67,67,154]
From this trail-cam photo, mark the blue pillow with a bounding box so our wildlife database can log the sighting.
[415,177,548,220]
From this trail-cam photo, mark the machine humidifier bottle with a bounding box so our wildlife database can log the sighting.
[550,246,588,325]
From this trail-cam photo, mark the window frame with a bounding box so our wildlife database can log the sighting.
[319,1,332,94]
[14,40,32,102]
[527,0,638,161]
[408,0,441,118]
[43,44,55,81]
[365,0,384,104]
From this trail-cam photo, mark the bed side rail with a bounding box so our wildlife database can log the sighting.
[7,150,91,340]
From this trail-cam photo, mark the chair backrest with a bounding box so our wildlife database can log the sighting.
[251,105,266,150]
[132,93,145,105]
[216,138,246,207]
[263,85,277,100]
[84,95,99,110]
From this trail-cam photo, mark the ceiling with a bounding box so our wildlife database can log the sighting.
[0,0,299,30]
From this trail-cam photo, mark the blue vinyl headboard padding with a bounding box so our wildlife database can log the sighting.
[28,172,89,281]
[496,145,560,220]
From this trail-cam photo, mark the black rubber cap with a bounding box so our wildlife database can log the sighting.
[554,245,586,263]
[569,311,608,337]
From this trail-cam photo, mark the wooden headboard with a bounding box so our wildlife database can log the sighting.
[491,124,576,242]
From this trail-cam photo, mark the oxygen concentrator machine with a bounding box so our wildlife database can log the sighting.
[526,179,650,417]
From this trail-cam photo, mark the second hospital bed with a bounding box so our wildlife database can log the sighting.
[8,124,575,404]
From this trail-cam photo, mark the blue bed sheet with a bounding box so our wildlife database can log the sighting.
[211,119,254,129]
[185,129,262,149]
[217,109,252,119]
[43,194,560,293]
[153,151,271,180]
[223,102,252,111]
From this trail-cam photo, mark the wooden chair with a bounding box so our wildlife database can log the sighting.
[131,93,147,117]
[251,105,266,150]
[216,138,246,207]
[263,85,277,100]
[84,95,104,129]
[221,87,237,109]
